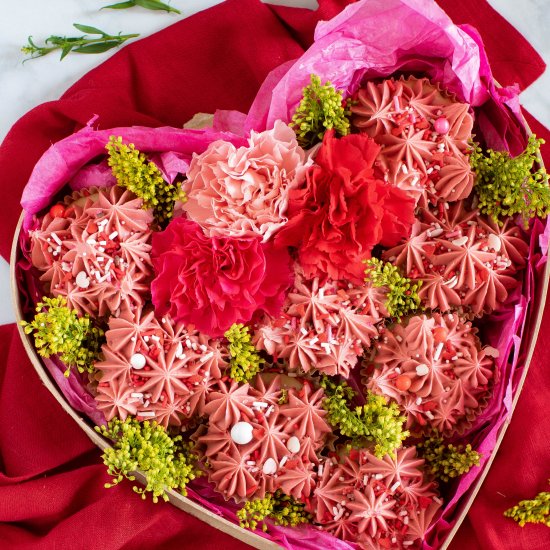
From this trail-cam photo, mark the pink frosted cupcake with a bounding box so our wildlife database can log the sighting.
[94,309,227,428]
[195,375,332,502]
[30,186,154,319]
[311,447,440,549]
[351,76,474,207]
[383,202,528,315]
[364,312,497,435]
[254,268,387,378]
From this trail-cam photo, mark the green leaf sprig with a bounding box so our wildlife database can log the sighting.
[417,435,480,482]
[103,0,180,14]
[96,418,202,503]
[504,482,550,527]
[364,258,423,320]
[470,135,550,226]
[320,376,408,458]
[237,491,311,532]
[20,296,104,377]
[106,136,186,226]
[225,323,264,383]
[22,24,139,61]
[290,74,351,148]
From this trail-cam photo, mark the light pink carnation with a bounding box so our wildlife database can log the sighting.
[184,120,312,241]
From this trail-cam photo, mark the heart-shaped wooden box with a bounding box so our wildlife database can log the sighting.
[9,0,550,547]
[10,129,550,549]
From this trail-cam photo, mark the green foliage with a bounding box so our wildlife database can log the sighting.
[103,0,180,13]
[364,258,423,320]
[225,323,264,383]
[237,491,311,532]
[21,24,139,61]
[470,135,550,225]
[96,418,201,503]
[504,482,550,527]
[290,74,351,148]
[320,377,408,458]
[21,296,103,377]
[418,435,480,482]
[106,136,186,225]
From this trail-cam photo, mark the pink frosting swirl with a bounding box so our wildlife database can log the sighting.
[254,269,382,377]
[94,309,227,428]
[383,203,528,315]
[351,76,474,206]
[311,448,439,547]
[30,186,154,318]
[195,377,331,502]
[366,312,496,435]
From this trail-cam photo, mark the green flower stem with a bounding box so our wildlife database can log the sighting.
[417,435,480,482]
[470,135,550,225]
[96,418,201,503]
[225,323,264,383]
[103,0,180,13]
[320,377,408,458]
[22,24,139,61]
[290,74,351,148]
[504,482,550,527]
[364,258,422,320]
[106,136,186,226]
[237,491,311,532]
[20,296,103,377]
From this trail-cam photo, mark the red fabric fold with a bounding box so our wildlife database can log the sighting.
[0,0,548,548]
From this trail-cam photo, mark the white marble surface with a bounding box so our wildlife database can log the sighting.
[1,0,549,326]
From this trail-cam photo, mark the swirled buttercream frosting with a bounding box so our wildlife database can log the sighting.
[310,448,440,549]
[383,202,528,315]
[254,268,386,377]
[365,312,496,435]
[94,309,227,427]
[194,376,331,502]
[351,77,474,206]
[30,186,154,318]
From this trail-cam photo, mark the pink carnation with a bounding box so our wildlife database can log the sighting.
[151,218,292,337]
[184,120,311,241]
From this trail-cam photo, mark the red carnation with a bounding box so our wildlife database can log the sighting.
[151,218,292,337]
[277,130,415,283]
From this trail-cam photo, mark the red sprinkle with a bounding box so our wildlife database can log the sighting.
[49,204,66,218]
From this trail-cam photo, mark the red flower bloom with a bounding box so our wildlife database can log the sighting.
[277,131,415,283]
[151,218,292,337]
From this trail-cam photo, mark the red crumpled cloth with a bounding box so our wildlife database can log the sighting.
[0,1,548,548]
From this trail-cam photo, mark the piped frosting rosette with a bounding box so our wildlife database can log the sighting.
[94,308,227,428]
[193,375,332,502]
[364,312,497,435]
[311,447,440,548]
[30,186,154,319]
[351,77,474,207]
[253,269,387,378]
[383,202,528,315]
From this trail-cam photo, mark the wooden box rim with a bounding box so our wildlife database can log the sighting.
[10,142,550,549]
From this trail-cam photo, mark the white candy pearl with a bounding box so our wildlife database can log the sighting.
[130,353,147,370]
[262,458,277,475]
[287,436,301,454]
[75,271,90,289]
[415,364,430,376]
[487,233,502,252]
[230,422,254,445]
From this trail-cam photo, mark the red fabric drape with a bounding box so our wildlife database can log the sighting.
[0,1,548,548]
